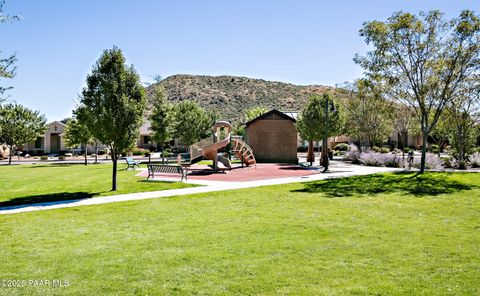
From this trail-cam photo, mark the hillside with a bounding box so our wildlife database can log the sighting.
[146,74,336,122]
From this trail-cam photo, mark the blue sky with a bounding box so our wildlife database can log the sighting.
[1,0,479,120]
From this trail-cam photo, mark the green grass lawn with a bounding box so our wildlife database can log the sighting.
[1,172,479,295]
[0,163,195,207]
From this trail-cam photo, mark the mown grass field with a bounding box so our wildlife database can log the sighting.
[1,172,479,295]
[0,163,194,207]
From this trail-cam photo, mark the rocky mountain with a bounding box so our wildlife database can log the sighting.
[146,74,337,122]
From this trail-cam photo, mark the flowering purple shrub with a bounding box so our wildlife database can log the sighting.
[382,153,402,168]
[359,152,384,166]
[359,152,401,167]
[412,153,443,170]
[344,144,361,164]
[470,152,480,168]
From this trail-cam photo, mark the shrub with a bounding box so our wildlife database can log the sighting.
[393,148,401,154]
[98,149,107,155]
[372,146,381,153]
[442,157,453,168]
[144,151,151,157]
[403,147,411,153]
[131,148,145,156]
[40,156,48,161]
[470,152,480,168]
[297,146,307,153]
[383,154,401,168]
[58,156,66,160]
[412,153,443,170]
[162,149,172,158]
[334,143,349,151]
[344,144,361,164]
[380,147,390,154]
[431,144,439,154]
[471,147,480,154]
[457,160,467,170]
[360,152,384,166]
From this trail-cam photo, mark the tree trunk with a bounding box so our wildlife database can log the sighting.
[321,137,328,168]
[95,143,98,164]
[8,145,12,165]
[111,150,117,191]
[84,143,88,166]
[419,132,428,174]
[307,140,314,165]
[161,144,165,164]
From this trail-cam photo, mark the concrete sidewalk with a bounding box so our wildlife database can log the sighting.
[0,161,402,215]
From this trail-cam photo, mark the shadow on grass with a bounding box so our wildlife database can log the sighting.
[18,163,85,169]
[0,192,97,207]
[292,172,475,197]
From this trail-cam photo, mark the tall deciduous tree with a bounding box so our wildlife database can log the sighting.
[339,79,395,148]
[0,103,47,164]
[149,85,175,164]
[174,100,211,149]
[64,117,93,166]
[77,47,146,191]
[356,10,480,173]
[0,0,20,100]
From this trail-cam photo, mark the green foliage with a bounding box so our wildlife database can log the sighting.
[334,143,350,151]
[64,118,92,149]
[76,47,146,190]
[149,85,176,148]
[0,1,20,99]
[173,100,211,147]
[356,10,480,173]
[296,94,342,142]
[339,79,395,147]
[245,106,269,122]
[0,103,47,163]
[131,147,145,156]
[39,156,48,161]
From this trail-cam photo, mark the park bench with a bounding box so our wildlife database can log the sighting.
[146,164,188,181]
[124,157,141,170]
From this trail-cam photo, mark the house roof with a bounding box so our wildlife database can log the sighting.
[245,109,297,127]
[139,120,152,135]
[48,121,66,126]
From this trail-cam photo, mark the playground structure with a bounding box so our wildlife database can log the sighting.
[178,121,256,171]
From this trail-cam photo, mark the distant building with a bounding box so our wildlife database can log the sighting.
[24,121,67,154]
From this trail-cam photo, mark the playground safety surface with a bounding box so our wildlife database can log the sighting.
[138,163,318,182]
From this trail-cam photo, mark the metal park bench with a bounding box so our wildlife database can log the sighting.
[124,157,141,170]
[146,164,188,181]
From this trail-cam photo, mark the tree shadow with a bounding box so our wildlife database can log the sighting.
[292,172,475,197]
[0,192,97,207]
[18,163,83,169]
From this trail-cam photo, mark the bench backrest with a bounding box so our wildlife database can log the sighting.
[147,164,183,174]
[125,157,136,164]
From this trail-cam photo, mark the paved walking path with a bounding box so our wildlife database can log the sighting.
[0,161,402,215]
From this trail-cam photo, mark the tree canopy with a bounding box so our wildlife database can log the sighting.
[339,79,395,148]
[149,85,175,162]
[356,10,480,173]
[64,117,93,165]
[296,94,342,142]
[173,100,211,148]
[0,103,47,164]
[76,47,146,191]
[0,0,21,99]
